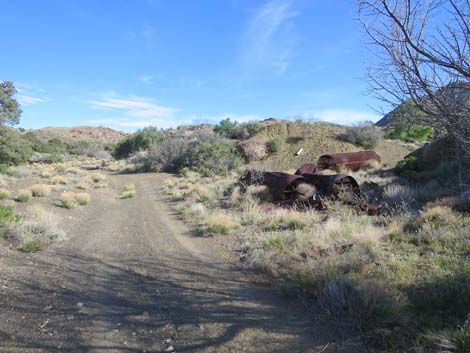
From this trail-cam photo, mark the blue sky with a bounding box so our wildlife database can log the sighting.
[1,0,383,131]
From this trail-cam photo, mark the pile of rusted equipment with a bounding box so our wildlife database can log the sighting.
[240,151,382,215]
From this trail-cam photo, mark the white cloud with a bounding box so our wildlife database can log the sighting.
[188,113,262,124]
[242,0,299,74]
[295,109,380,125]
[139,75,154,84]
[17,95,49,105]
[15,83,50,105]
[89,95,177,119]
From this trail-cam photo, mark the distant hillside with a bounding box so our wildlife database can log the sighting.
[245,121,412,171]
[376,100,431,128]
[30,126,128,144]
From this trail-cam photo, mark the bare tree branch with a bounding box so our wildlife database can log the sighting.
[358,0,470,154]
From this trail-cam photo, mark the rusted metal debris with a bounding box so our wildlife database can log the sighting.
[28,159,54,165]
[240,160,380,214]
[295,163,318,175]
[317,151,381,171]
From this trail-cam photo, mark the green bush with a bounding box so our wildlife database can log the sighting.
[287,219,306,230]
[113,127,163,159]
[22,240,44,253]
[342,122,384,149]
[46,137,69,154]
[129,130,245,176]
[268,137,284,154]
[214,119,263,139]
[22,132,51,153]
[0,204,18,223]
[143,137,190,172]
[0,127,33,165]
[386,124,433,142]
[185,139,243,176]
[206,224,231,235]
[214,118,238,138]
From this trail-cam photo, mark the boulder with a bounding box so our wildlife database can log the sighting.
[238,140,269,162]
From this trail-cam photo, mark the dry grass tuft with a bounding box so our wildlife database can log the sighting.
[6,204,67,251]
[16,189,32,203]
[120,184,136,199]
[60,192,77,209]
[76,180,89,190]
[1,199,16,209]
[66,167,85,176]
[91,172,107,183]
[51,175,69,185]
[0,188,10,200]
[40,170,52,178]
[75,193,90,205]
[30,184,51,197]
[416,206,459,228]
[205,212,238,235]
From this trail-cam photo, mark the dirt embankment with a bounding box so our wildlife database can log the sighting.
[246,121,411,171]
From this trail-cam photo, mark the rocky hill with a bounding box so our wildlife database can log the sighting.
[30,126,128,144]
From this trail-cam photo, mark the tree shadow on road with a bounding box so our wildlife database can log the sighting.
[0,248,364,353]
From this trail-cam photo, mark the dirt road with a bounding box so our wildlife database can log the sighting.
[0,173,362,353]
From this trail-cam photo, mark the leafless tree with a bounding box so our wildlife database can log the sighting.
[358,0,470,155]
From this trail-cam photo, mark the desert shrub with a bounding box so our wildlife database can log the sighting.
[3,204,66,249]
[60,192,77,209]
[120,184,136,199]
[0,127,33,165]
[415,206,459,229]
[214,119,263,139]
[22,240,44,252]
[205,212,238,235]
[76,180,89,190]
[65,167,85,176]
[54,165,66,173]
[4,165,32,179]
[0,204,18,223]
[113,127,163,159]
[51,175,69,185]
[185,139,243,176]
[341,122,384,149]
[234,121,263,139]
[0,188,10,199]
[268,137,284,154]
[143,137,189,172]
[287,219,306,230]
[16,189,32,203]
[75,193,90,205]
[213,118,238,138]
[264,235,284,251]
[22,132,51,153]
[90,172,106,183]
[385,124,433,142]
[40,169,52,178]
[46,138,69,154]
[30,184,51,197]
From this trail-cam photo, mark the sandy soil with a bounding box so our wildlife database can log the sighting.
[0,172,364,353]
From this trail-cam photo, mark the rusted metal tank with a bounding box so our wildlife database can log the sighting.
[240,170,360,201]
[261,172,306,200]
[302,173,360,198]
[317,151,381,171]
[239,167,378,214]
[295,163,318,175]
